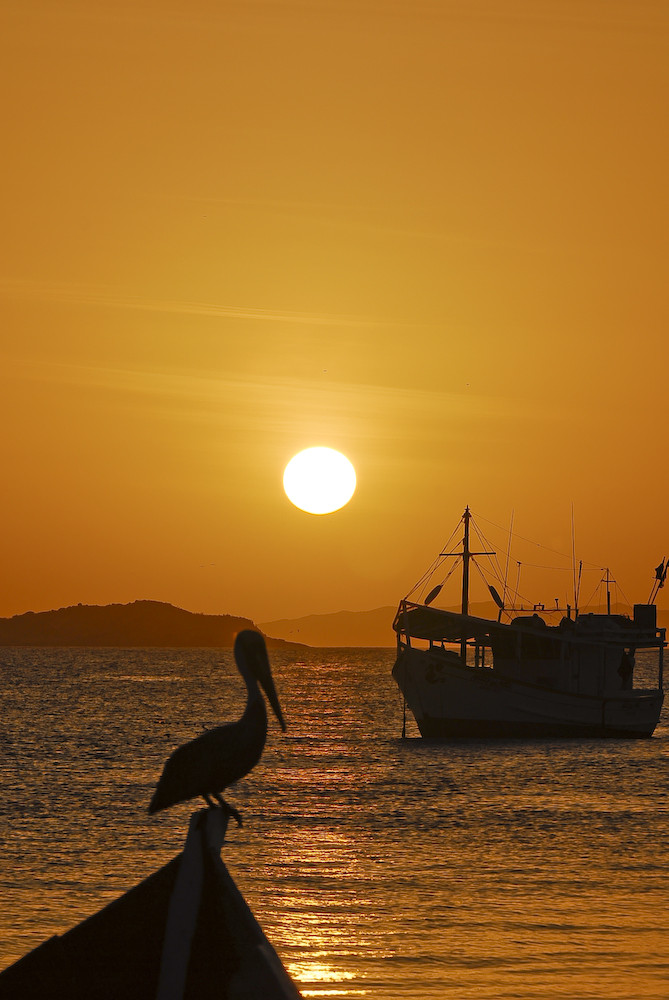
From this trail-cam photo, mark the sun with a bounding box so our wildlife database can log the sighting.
[283,447,356,515]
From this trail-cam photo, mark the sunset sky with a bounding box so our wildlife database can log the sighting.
[2,0,667,623]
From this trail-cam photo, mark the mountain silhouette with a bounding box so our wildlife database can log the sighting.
[2,599,665,649]
[0,601,302,649]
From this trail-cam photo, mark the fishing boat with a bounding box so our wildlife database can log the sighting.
[392,507,665,738]
[0,809,302,1000]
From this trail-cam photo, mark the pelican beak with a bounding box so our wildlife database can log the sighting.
[255,653,286,731]
[262,671,287,731]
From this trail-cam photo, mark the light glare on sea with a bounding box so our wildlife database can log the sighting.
[0,646,668,999]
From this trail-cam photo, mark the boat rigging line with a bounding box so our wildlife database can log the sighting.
[469,513,580,615]
[405,521,461,601]
[578,568,634,615]
[502,509,514,612]
[473,510,577,562]
[407,507,640,619]
[472,509,605,572]
[469,556,557,618]
[571,504,577,614]
[470,517,509,591]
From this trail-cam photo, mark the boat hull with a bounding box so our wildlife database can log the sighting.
[0,810,301,1000]
[393,647,664,739]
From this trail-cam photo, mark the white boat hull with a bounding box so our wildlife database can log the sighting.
[393,647,664,738]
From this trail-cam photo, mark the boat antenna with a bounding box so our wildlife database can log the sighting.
[501,509,514,613]
[571,504,577,612]
[575,559,582,616]
[604,567,613,615]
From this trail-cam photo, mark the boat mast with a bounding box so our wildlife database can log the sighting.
[458,506,494,661]
[436,507,495,664]
[460,507,472,662]
[462,506,472,616]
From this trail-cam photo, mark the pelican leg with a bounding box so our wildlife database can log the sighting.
[214,792,243,827]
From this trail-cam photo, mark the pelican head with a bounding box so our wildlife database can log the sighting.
[235,629,286,732]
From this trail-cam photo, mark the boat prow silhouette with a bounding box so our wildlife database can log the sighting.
[0,809,301,999]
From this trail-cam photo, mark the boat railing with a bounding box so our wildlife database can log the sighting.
[395,599,666,645]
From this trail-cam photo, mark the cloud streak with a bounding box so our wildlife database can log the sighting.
[0,278,400,330]
[6,354,540,441]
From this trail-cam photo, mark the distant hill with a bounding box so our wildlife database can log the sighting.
[259,601,669,647]
[0,601,303,649]
[3,599,667,650]
[259,607,398,647]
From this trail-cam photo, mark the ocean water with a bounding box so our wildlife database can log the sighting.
[0,646,667,999]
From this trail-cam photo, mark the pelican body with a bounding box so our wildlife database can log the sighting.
[149,630,286,819]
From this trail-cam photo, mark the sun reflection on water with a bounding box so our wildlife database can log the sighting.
[288,963,356,982]
[288,961,368,997]
[301,993,368,998]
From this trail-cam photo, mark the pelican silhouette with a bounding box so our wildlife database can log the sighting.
[149,630,286,822]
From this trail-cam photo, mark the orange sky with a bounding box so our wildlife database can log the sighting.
[1,0,667,623]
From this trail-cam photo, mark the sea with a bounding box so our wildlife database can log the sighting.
[0,646,667,999]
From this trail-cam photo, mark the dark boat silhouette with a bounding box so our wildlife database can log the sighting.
[393,507,665,738]
[0,809,301,999]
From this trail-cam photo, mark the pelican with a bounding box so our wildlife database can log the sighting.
[149,630,286,822]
